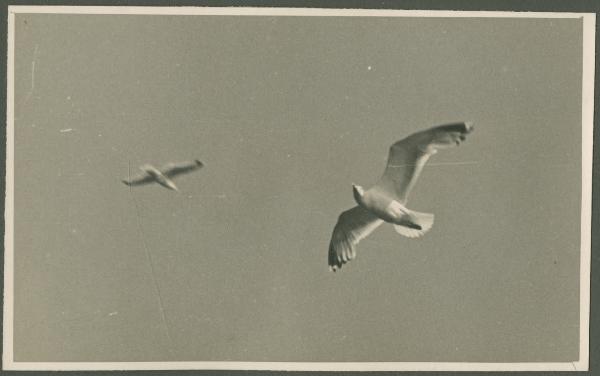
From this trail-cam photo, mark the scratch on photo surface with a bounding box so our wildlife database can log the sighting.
[388,161,479,168]
[127,160,175,355]
[60,128,73,133]
[22,44,39,105]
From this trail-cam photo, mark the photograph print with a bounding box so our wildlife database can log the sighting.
[3,6,595,371]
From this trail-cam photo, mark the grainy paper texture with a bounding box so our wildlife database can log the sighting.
[3,6,594,371]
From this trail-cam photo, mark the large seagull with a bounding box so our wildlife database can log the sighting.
[328,122,474,271]
[122,159,204,191]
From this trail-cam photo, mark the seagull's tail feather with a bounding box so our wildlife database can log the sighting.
[393,209,434,238]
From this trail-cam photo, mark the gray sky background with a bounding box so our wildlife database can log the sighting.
[12,14,583,362]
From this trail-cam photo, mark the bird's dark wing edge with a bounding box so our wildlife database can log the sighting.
[162,160,204,178]
[329,205,383,272]
[122,173,154,186]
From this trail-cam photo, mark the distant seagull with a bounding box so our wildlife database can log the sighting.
[122,159,204,191]
[328,122,474,271]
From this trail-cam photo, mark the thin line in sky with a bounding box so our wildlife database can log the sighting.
[31,44,38,91]
[388,161,479,168]
[127,161,175,356]
[21,44,39,106]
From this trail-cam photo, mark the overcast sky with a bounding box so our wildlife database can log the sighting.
[12,13,583,362]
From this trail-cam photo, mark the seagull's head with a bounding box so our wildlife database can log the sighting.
[462,121,475,135]
[352,184,366,205]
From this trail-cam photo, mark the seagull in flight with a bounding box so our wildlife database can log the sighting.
[122,159,204,191]
[328,122,474,271]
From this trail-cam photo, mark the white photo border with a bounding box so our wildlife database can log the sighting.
[3,6,595,371]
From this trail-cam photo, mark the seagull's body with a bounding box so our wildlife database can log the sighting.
[328,122,474,271]
[122,159,204,191]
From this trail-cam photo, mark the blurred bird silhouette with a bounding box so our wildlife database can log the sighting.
[328,122,474,271]
[122,159,204,191]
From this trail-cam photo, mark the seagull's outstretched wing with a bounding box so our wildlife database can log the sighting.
[162,160,204,178]
[329,205,384,271]
[375,122,474,203]
[122,172,154,186]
